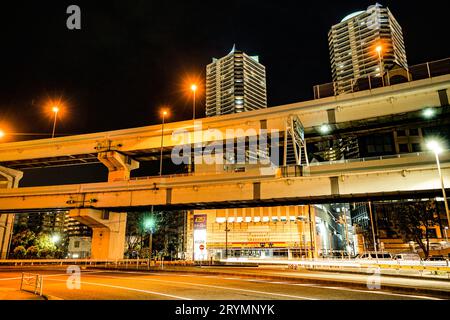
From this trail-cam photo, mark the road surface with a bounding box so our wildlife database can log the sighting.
[0,267,444,300]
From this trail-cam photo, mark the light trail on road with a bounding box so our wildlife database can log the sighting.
[0,268,445,300]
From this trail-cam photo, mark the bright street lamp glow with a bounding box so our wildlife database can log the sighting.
[375,45,382,54]
[319,124,332,134]
[422,108,436,119]
[52,106,59,113]
[191,84,198,92]
[427,140,443,154]
[0,130,4,139]
[51,234,60,244]
[143,217,156,232]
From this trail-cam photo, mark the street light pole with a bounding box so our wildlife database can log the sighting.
[376,46,384,87]
[51,106,59,138]
[433,150,450,226]
[149,231,153,260]
[428,141,450,228]
[342,209,351,258]
[368,201,379,264]
[159,111,167,177]
[225,219,230,260]
[191,84,197,120]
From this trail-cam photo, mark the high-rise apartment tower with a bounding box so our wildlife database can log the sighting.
[328,3,407,94]
[206,45,267,116]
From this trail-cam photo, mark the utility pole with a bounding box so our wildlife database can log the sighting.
[342,208,351,258]
[368,201,379,264]
[225,219,230,259]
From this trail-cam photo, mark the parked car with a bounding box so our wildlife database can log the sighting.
[392,253,421,262]
[357,252,393,260]
[426,255,447,261]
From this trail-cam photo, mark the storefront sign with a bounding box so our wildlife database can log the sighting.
[193,214,207,261]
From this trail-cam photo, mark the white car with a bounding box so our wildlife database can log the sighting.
[357,252,393,260]
[392,253,421,262]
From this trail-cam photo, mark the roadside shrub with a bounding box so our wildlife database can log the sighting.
[26,246,39,258]
[12,246,26,258]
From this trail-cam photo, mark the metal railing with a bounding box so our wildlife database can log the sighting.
[313,58,450,99]
[307,150,444,167]
[1,258,450,280]
[20,272,43,296]
[0,258,196,271]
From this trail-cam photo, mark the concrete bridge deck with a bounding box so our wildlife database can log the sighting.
[0,152,448,212]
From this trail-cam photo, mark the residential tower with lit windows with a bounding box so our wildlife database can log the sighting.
[328,3,408,94]
[205,45,267,116]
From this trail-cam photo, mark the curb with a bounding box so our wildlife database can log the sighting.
[42,294,64,300]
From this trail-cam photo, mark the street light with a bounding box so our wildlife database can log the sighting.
[319,124,332,135]
[427,140,450,228]
[0,130,4,139]
[375,45,384,86]
[422,107,437,119]
[51,234,60,244]
[143,215,156,259]
[159,109,169,176]
[51,106,59,138]
[191,84,197,120]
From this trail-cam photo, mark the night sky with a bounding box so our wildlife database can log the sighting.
[1,0,449,140]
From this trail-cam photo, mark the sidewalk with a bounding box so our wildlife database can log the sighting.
[0,287,45,300]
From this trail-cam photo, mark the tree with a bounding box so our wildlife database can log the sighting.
[10,230,36,249]
[26,246,39,258]
[35,233,57,253]
[392,200,439,259]
[12,246,26,259]
[125,213,146,257]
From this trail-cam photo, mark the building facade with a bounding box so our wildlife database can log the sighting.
[186,205,354,261]
[328,3,408,94]
[205,46,267,117]
[67,236,91,259]
[14,211,91,238]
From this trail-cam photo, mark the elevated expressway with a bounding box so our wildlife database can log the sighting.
[0,151,449,212]
[0,74,449,259]
[0,74,449,169]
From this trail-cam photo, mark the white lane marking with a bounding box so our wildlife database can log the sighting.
[46,278,192,300]
[315,285,443,300]
[62,270,444,301]
[79,273,317,300]
[0,270,104,281]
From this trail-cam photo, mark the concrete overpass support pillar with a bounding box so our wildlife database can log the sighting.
[0,166,23,259]
[86,151,139,259]
[69,208,127,260]
[97,151,139,182]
